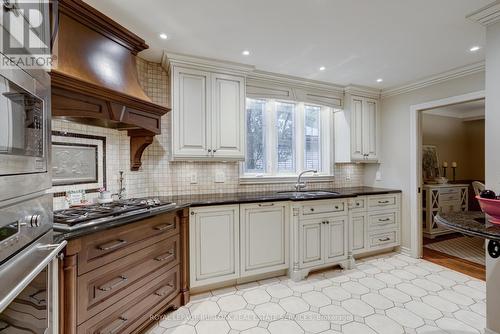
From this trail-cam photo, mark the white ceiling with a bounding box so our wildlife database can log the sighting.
[424,99,485,119]
[83,0,490,89]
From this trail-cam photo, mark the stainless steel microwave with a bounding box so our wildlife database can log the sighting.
[0,52,51,202]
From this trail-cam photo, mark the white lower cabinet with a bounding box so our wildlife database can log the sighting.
[240,202,289,277]
[299,219,324,268]
[350,213,367,254]
[189,205,240,288]
[324,217,349,263]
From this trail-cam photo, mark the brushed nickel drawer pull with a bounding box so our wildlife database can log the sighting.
[378,200,390,204]
[97,239,127,251]
[258,203,275,207]
[335,206,340,209]
[154,223,175,231]
[98,275,128,292]
[378,237,391,242]
[154,282,175,296]
[155,249,175,262]
[99,316,128,334]
[378,218,391,222]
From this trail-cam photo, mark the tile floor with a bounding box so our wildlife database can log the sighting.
[145,253,486,334]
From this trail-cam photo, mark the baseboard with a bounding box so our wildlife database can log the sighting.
[485,328,500,334]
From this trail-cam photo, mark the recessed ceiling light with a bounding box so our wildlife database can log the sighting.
[470,46,481,52]
[159,33,168,40]
[319,66,326,71]
[242,50,250,56]
[376,78,383,83]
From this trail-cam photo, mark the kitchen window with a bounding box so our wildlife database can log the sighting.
[242,98,334,182]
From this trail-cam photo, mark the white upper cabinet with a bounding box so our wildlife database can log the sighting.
[335,91,380,163]
[171,65,246,161]
[212,73,245,159]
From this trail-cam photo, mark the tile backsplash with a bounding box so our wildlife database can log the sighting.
[51,57,364,209]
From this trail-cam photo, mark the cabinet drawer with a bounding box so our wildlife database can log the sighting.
[351,197,366,211]
[78,212,179,275]
[77,235,180,323]
[368,211,398,230]
[438,187,461,195]
[367,194,399,209]
[78,265,180,334]
[439,193,460,202]
[302,200,346,216]
[369,230,398,248]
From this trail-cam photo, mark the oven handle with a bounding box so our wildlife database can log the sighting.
[0,236,67,313]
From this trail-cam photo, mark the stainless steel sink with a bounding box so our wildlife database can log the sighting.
[277,191,341,197]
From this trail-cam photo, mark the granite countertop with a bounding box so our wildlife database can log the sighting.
[54,186,401,242]
[435,211,500,242]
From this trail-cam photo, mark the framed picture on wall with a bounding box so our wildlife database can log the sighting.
[422,145,440,183]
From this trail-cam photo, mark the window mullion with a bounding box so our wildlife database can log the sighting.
[267,100,276,175]
[296,103,305,173]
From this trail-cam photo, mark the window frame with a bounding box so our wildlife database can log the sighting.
[241,98,335,184]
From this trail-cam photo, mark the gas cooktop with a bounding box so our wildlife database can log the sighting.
[53,198,177,231]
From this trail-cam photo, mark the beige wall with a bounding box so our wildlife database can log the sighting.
[364,71,485,252]
[422,114,484,181]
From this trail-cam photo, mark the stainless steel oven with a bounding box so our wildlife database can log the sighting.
[0,52,51,202]
[0,194,66,334]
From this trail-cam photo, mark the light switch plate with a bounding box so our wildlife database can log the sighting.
[376,171,382,181]
[215,171,225,183]
[190,173,198,184]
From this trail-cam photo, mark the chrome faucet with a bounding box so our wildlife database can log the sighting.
[295,170,317,192]
[113,171,126,200]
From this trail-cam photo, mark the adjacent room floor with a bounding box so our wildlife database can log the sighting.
[144,253,486,334]
[423,233,485,281]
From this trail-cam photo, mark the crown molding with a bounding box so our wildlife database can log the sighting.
[381,61,485,99]
[161,51,255,75]
[344,85,381,99]
[248,70,344,96]
[467,0,500,26]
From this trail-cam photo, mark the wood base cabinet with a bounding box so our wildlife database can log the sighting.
[59,209,190,334]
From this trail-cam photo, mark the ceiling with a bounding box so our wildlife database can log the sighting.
[83,0,490,89]
[424,99,485,119]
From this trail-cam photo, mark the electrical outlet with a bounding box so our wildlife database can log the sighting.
[190,173,198,184]
[346,174,351,182]
[376,171,382,181]
[215,171,225,183]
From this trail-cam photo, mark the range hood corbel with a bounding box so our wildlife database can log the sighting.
[51,0,169,171]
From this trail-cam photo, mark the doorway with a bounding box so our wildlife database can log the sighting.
[409,91,485,275]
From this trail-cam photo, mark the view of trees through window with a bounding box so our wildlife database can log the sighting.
[244,98,328,176]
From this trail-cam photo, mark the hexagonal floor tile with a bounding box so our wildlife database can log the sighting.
[391,269,417,280]
[342,299,374,317]
[195,320,230,334]
[411,278,442,292]
[416,325,447,334]
[296,311,330,333]
[341,281,370,295]
[404,301,442,321]
[379,288,411,304]
[437,270,469,283]
[396,283,427,298]
[359,277,386,290]
[421,295,459,313]
[374,273,403,286]
[189,300,220,318]
[452,284,486,300]
[435,317,480,334]
[218,295,247,312]
[243,289,272,305]
[158,307,190,329]
[302,291,331,307]
[365,314,404,334]
[342,322,377,334]
[241,328,270,334]
[279,296,309,314]
[361,292,394,310]
[227,309,259,331]
[386,307,425,329]
[319,305,352,325]
[425,274,456,288]
[404,266,431,277]
[267,319,303,334]
[266,284,293,299]
[254,302,286,321]
[164,324,196,334]
[453,310,486,331]
[323,286,351,301]
[437,290,474,306]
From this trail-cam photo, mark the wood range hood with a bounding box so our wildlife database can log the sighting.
[51,0,169,171]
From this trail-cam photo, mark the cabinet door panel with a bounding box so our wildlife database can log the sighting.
[351,214,366,253]
[190,206,239,287]
[240,203,289,277]
[325,217,348,263]
[212,74,245,159]
[364,99,378,160]
[299,219,323,268]
[173,67,211,158]
[350,97,364,160]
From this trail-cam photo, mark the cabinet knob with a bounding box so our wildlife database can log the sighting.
[208,149,212,153]
[213,150,217,153]
[310,208,315,212]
